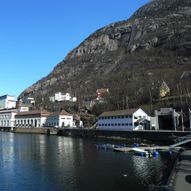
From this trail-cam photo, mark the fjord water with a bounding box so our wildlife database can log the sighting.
[0,132,164,191]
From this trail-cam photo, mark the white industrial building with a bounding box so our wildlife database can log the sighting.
[45,110,73,128]
[97,108,150,131]
[15,110,49,127]
[0,95,16,109]
[0,109,18,127]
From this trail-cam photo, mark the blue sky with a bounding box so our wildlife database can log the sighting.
[0,0,150,97]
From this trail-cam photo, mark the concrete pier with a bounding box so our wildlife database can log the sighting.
[168,150,191,191]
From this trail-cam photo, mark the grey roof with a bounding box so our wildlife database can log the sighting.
[15,110,49,117]
[99,108,139,117]
[0,95,15,99]
[48,110,72,117]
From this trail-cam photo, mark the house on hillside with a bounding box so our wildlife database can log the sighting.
[97,108,150,131]
[96,88,109,101]
[50,92,77,103]
[45,110,73,128]
[15,110,50,127]
[159,81,170,98]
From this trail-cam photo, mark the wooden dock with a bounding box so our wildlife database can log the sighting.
[114,145,180,152]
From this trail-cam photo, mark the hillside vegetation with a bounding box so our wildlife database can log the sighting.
[19,0,191,119]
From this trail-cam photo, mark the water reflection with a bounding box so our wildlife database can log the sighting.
[0,132,165,191]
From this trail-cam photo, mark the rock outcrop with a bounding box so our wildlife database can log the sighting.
[19,0,191,110]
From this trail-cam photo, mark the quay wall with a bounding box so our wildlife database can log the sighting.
[0,126,11,132]
[1,126,191,143]
[13,127,48,134]
[57,129,191,143]
[0,126,52,134]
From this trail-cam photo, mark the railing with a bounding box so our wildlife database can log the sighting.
[174,134,191,143]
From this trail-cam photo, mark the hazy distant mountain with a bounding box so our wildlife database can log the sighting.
[19,0,191,112]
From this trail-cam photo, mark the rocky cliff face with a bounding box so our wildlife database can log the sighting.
[20,0,191,110]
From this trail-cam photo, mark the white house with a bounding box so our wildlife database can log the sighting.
[49,92,77,103]
[45,110,73,128]
[20,97,35,105]
[97,108,150,131]
[15,110,49,127]
[0,95,16,109]
[0,108,18,127]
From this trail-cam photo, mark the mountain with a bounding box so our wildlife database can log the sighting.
[19,0,191,113]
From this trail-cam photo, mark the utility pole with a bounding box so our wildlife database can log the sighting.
[125,96,129,109]
[149,88,153,113]
[181,109,184,131]
[189,108,191,131]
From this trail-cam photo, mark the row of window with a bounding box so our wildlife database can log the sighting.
[46,122,59,127]
[0,120,10,126]
[0,114,11,119]
[46,122,72,127]
[15,119,41,126]
[98,123,133,127]
[99,115,132,120]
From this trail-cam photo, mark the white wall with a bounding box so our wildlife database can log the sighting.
[132,108,149,129]
[0,109,17,127]
[0,96,16,109]
[59,115,73,127]
[97,115,134,131]
[15,116,46,127]
[46,115,73,128]
[97,108,149,131]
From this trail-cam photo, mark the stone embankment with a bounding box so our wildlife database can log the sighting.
[13,127,49,134]
[168,149,191,191]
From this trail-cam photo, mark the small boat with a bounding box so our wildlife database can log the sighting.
[95,144,116,150]
[131,147,150,157]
